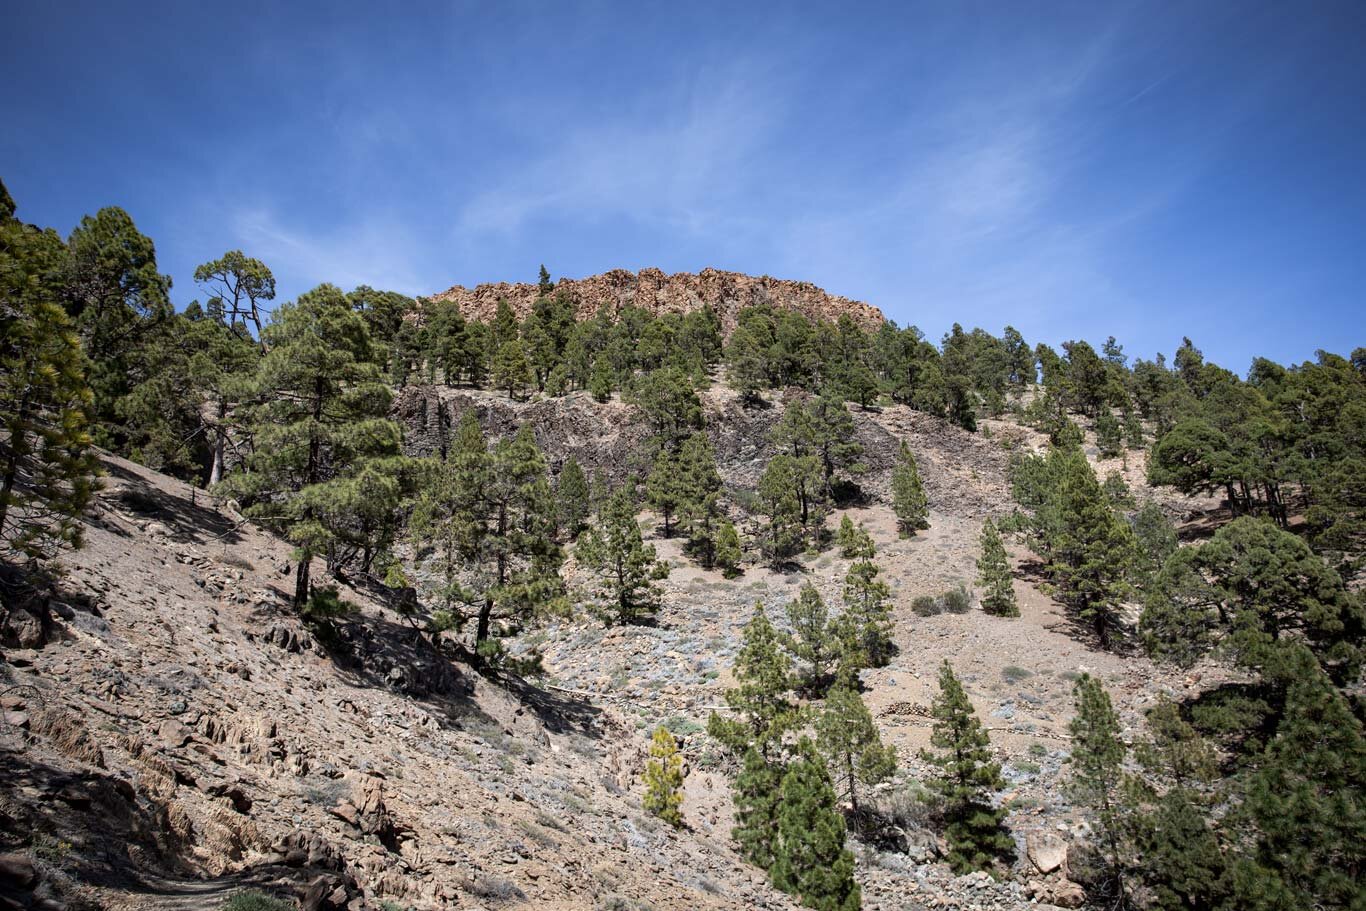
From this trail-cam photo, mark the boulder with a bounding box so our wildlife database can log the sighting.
[1027,830,1069,874]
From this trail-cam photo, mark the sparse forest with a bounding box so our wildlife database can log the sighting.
[2,175,1364,911]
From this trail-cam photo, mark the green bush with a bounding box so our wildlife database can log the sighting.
[912,594,942,617]
[223,892,292,911]
[1002,665,1033,683]
[941,584,972,614]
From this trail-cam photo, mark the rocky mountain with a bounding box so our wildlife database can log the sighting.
[0,383,1215,911]
[427,268,886,335]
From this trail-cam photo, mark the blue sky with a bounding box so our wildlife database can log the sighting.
[3,1,1364,370]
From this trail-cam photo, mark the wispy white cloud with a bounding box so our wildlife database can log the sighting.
[453,60,782,242]
[228,206,428,299]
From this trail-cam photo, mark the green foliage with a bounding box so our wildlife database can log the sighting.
[1047,448,1136,649]
[577,487,670,625]
[1067,674,1129,901]
[714,519,743,577]
[783,583,836,690]
[63,206,173,445]
[770,395,865,500]
[491,338,533,399]
[216,283,400,607]
[642,726,685,828]
[628,366,702,445]
[555,456,591,540]
[976,520,1018,617]
[222,892,293,911]
[835,516,874,559]
[841,559,894,667]
[732,746,784,868]
[708,603,799,758]
[940,583,972,614]
[911,594,941,617]
[1141,517,1365,684]
[408,414,564,656]
[1130,501,1177,595]
[816,683,896,816]
[1,203,100,564]
[589,355,615,402]
[890,441,928,534]
[676,432,725,566]
[921,661,1013,873]
[757,454,813,565]
[194,249,275,341]
[769,738,861,911]
[1227,647,1366,911]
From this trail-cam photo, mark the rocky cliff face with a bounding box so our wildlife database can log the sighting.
[427,267,886,335]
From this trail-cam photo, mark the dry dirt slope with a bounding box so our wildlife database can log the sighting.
[2,392,1207,911]
[0,454,800,911]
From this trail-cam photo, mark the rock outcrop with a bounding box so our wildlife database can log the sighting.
[427,267,885,335]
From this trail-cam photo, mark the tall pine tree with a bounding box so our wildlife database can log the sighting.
[891,440,929,534]
[976,519,1019,617]
[0,194,99,564]
[576,487,669,625]
[922,661,1013,873]
[769,738,862,911]
[220,284,399,608]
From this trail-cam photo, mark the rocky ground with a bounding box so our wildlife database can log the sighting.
[1,386,1221,911]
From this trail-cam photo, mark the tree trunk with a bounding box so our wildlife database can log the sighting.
[208,398,227,486]
[294,552,311,608]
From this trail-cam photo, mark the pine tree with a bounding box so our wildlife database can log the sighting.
[976,520,1018,617]
[816,683,897,818]
[1230,646,1366,911]
[409,415,564,659]
[576,487,669,625]
[922,661,1013,873]
[770,738,862,911]
[1126,700,1228,911]
[219,284,399,608]
[758,456,806,566]
[645,446,684,537]
[491,338,532,399]
[708,603,799,758]
[891,441,929,535]
[1095,410,1123,458]
[677,432,724,563]
[555,456,590,540]
[0,204,100,563]
[784,583,835,691]
[726,325,768,403]
[62,206,173,446]
[1051,448,1135,649]
[1068,674,1130,907]
[588,355,614,403]
[842,559,895,667]
[715,519,743,578]
[1130,501,1177,596]
[642,726,685,828]
[835,516,874,559]
[193,249,275,346]
[490,298,519,350]
[1123,409,1145,450]
[733,746,784,868]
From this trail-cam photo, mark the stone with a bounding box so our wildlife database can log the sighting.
[1026,830,1068,874]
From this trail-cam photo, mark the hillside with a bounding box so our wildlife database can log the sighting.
[427,268,886,335]
[1,384,1222,911]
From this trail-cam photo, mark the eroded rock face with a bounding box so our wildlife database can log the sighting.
[427,267,885,336]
